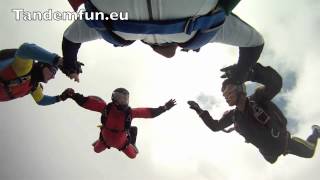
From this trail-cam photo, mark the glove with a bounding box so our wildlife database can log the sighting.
[164,99,176,110]
[187,101,201,111]
[220,64,237,78]
[53,55,63,66]
[60,88,75,101]
[59,61,84,76]
[187,100,204,114]
[220,64,252,84]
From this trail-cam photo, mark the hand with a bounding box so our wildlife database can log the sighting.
[69,73,80,82]
[164,99,176,110]
[75,61,84,74]
[220,64,237,79]
[187,100,204,114]
[187,100,200,111]
[220,64,248,84]
[56,57,64,66]
[59,61,84,82]
[60,88,75,101]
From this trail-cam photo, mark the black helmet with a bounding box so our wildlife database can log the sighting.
[111,88,129,104]
[39,62,58,74]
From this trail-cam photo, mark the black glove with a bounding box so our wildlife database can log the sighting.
[220,64,253,84]
[164,99,176,110]
[187,101,200,111]
[53,55,62,66]
[187,100,203,114]
[60,88,75,101]
[59,61,84,76]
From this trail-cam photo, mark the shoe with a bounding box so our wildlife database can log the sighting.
[312,125,320,137]
[132,144,139,154]
[92,140,99,147]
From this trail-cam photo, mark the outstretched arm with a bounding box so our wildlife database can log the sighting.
[200,110,234,132]
[15,43,61,65]
[66,89,106,112]
[61,19,101,78]
[31,83,61,106]
[188,101,234,132]
[132,99,176,118]
[31,85,78,106]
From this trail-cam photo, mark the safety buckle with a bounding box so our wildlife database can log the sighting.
[251,101,270,125]
[184,16,198,35]
[271,128,280,138]
[254,108,270,125]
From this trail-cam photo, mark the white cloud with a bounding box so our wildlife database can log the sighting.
[1,0,320,180]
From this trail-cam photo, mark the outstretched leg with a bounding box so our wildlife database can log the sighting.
[286,125,319,158]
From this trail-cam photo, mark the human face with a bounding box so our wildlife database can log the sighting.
[222,84,238,106]
[42,67,56,83]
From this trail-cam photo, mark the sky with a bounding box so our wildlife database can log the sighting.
[0,0,320,180]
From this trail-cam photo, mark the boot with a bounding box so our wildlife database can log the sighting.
[312,125,320,138]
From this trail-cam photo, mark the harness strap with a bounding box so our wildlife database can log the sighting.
[0,77,14,99]
[84,1,134,47]
[248,100,283,139]
[104,127,125,133]
[99,103,132,149]
[0,74,31,99]
[100,103,132,131]
[84,0,225,51]
[100,102,113,125]
[0,74,31,86]
[110,10,225,35]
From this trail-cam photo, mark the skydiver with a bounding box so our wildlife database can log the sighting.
[62,87,176,159]
[61,0,263,85]
[0,43,73,105]
[188,63,320,164]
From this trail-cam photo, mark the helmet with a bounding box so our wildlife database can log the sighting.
[221,79,246,95]
[38,62,58,75]
[32,62,58,82]
[111,88,129,105]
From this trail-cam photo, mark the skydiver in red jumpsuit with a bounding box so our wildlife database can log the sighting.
[64,88,176,159]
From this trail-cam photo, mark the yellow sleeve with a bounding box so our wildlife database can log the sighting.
[11,56,33,77]
[31,83,44,103]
